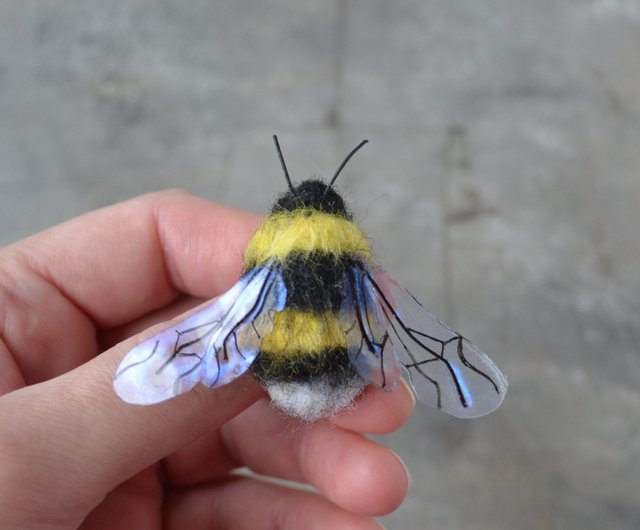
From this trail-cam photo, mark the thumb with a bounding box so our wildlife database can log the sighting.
[0,324,263,525]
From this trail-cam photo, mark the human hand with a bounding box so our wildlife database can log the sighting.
[0,191,413,529]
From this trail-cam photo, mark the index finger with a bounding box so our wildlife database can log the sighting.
[8,190,262,328]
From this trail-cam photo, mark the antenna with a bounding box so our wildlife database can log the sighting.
[326,139,369,190]
[272,135,294,192]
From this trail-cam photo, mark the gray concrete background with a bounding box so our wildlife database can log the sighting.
[1,1,639,528]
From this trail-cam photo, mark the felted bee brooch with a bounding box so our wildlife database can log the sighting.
[114,136,508,420]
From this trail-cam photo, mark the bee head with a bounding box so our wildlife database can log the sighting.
[271,135,368,220]
[271,179,351,218]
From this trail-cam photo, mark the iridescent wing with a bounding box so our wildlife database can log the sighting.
[340,264,508,418]
[114,265,286,404]
[340,267,403,392]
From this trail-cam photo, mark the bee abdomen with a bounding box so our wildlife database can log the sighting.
[252,347,357,383]
[254,309,359,384]
[253,334,365,421]
[262,373,366,421]
[252,292,367,420]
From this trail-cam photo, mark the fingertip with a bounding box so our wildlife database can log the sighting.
[152,191,263,297]
[329,379,415,434]
[299,426,409,516]
[390,449,411,491]
[399,378,417,409]
[328,436,409,516]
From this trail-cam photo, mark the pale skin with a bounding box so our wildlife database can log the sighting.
[0,190,413,529]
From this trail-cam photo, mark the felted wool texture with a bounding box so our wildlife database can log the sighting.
[260,309,346,357]
[271,179,352,218]
[264,373,367,421]
[242,179,376,419]
[251,345,357,383]
[243,209,372,269]
[252,309,358,386]
[281,253,356,311]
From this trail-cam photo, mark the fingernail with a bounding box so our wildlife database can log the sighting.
[400,378,416,409]
[391,449,412,490]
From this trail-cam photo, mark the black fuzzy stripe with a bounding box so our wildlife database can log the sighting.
[281,252,362,312]
[251,347,358,384]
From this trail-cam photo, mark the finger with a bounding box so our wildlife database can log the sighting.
[165,380,414,487]
[97,294,207,350]
[167,397,409,516]
[0,190,261,386]
[329,379,416,434]
[79,468,162,530]
[0,328,263,526]
[165,476,385,530]
[7,189,262,329]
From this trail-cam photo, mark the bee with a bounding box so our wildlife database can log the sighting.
[114,136,508,420]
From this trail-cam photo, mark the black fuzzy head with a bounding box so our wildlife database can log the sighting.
[270,135,367,220]
[271,180,352,219]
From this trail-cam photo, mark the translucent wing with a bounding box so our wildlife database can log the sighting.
[114,265,286,404]
[340,265,508,418]
[340,268,403,392]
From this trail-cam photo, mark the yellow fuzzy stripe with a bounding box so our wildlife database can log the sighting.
[260,309,346,358]
[244,209,372,267]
